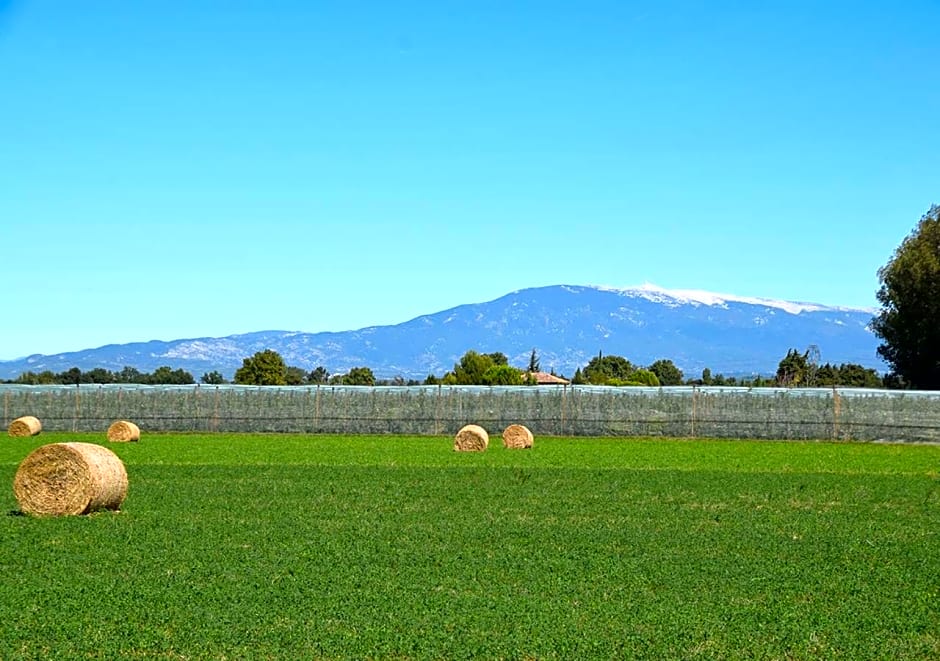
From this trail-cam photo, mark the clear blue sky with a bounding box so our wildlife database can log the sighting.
[2,1,938,360]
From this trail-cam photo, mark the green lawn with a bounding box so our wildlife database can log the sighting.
[1,433,938,660]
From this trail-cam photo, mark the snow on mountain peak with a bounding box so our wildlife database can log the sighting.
[594,283,863,315]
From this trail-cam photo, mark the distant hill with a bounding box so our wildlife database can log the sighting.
[0,284,883,381]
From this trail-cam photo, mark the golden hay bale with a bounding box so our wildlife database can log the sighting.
[502,424,534,449]
[107,420,140,442]
[454,424,489,452]
[8,415,42,437]
[13,442,128,516]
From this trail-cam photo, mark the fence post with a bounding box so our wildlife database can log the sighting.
[314,385,321,432]
[73,385,80,432]
[303,388,309,434]
[691,386,697,438]
[435,384,442,435]
[832,386,841,440]
[212,387,220,432]
[193,386,201,432]
[561,384,567,435]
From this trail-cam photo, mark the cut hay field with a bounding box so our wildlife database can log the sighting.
[1,433,938,660]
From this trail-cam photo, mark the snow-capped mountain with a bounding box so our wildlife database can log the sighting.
[0,284,883,381]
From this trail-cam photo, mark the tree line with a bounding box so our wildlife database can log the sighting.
[3,346,883,389]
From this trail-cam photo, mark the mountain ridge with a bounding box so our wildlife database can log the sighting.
[0,284,883,380]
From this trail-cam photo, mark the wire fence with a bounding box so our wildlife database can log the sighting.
[2,384,940,442]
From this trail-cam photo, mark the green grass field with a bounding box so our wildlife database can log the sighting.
[1,433,938,660]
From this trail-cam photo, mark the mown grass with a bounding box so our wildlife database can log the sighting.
[1,433,938,660]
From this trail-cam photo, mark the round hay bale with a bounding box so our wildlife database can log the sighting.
[13,442,128,516]
[8,415,42,437]
[502,424,534,449]
[107,420,140,442]
[454,424,489,452]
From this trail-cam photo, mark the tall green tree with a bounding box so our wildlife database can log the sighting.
[308,366,330,384]
[451,350,495,385]
[234,349,288,385]
[342,366,376,386]
[85,368,114,384]
[625,368,660,387]
[149,366,195,384]
[115,366,145,383]
[776,349,809,386]
[486,352,509,366]
[871,204,940,389]
[701,368,713,386]
[814,363,839,386]
[285,366,307,385]
[581,353,634,385]
[837,363,883,388]
[481,364,524,385]
[57,367,88,384]
[648,359,683,386]
[528,348,540,373]
[201,370,226,385]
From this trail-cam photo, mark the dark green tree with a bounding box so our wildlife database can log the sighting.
[308,366,330,384]
[486,352,509,366]
[648,359,683,386]
[201,370,226,385]
[701,368,713,386]
[149,366,195,384]
[115,366,145,383]
[582,353,634,385]
[626,368,660,387]
[776,349,809,387]
[571,367,586,385]
[285,366,307,385]
[57,367,87,385]
[871,204,940,389]
[85,367,114,384]
[234,349,288,385]
[814,363,839,386]
[343,366,376,386]
[481,364,524,385]
[451,350,495,385]
[528,348,540,373]
[837,363,883,388]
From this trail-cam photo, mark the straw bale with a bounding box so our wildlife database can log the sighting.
[107,420,140,442]
[8,415,41,437]
[13,442,128,516]
[502,424,534,449]
[454,424,489,452]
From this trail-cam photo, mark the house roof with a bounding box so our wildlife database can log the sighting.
[526,371,571,385]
